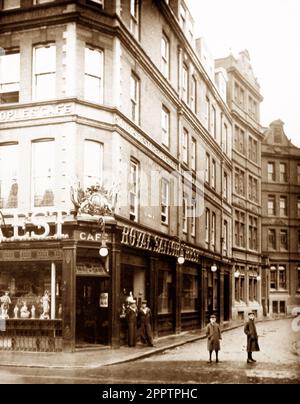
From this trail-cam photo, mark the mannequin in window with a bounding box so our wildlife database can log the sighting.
[7,179,18,208]
[0,291,11,319]
[40,290,50,320]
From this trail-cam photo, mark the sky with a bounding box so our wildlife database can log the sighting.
[186,0,300,147]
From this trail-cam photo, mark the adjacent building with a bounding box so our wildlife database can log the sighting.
[0,0,233,352]
[216,51,264,321]
[262,120,300,317]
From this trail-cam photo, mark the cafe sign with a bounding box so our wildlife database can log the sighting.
[121,226,202,263]
[0,211,69,243]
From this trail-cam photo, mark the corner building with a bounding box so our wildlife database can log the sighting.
[0,0,233,352]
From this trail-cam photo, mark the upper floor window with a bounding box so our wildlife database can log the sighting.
[211,105,216,139]
[32,140,55,208]
[205,153,210,184]
[223,171,228,200]
[182,64,188,103]
[249,215,258,251]
[191,201,196,237]
[223,220,228,255]
[234,125,245,155]
[130,0,139,38]
[280,163,287,183]
[268,196,276,216]
[280,196,287,217]
[182,128,188,165]
[161,34,170,80]
[161,106,170,148]
[280,230,288,251]
[0,50,20,104]
[297,196,300,217]
[0,143,18,209]
[212,160,216,189]
[191,76,197,113]
[223,123,228,154]
[268,229,276,250]
[84,140,103,189]
[2,0,20,9]
[129,159,139,222]
[248,96,257,119]
[182,195,188,234]
[249,137,258,163]
[234,82,245,107]
[234,210,245,248]
[298,165,300,184]
[191,138,196,171]
[161,179,169,225]
[234,167,245,197]
[84,47,104,104]
[33,44,56,100]
[211,212,216,251]
[268,162,275,182]
[179,4,186,31]
[204,97,210,131]
[249,175,258,203]
[205,208,210,245]
[130,73,140,124]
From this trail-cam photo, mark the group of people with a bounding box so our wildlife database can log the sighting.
[206,312,260,364]
[125,299,155,348]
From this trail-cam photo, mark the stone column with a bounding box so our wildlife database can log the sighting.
[175,263,182,334]
[149,256,158,339]
[62,241,77,352]
[219,267,224,324]
[51,262,56,320]
[110,227,121,348]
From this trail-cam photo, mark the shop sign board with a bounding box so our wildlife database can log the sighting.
[121,226,202,263]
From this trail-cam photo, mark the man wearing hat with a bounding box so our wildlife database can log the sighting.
[126,299,138,347]
[244,312,260,363]
[206,315,222,363]
[138,300,154,347]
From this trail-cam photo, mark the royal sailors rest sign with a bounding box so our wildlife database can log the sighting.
[121,226,202,264]
[0,211,69,243]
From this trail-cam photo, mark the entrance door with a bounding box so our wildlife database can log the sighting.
[76,277,109,345]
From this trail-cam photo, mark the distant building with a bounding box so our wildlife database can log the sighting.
[262,120,300,317]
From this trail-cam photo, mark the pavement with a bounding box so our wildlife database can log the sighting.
[0,318,298,370]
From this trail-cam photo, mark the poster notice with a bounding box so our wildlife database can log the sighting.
[100,293,109,307]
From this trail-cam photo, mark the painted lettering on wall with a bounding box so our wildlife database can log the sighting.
[0,211,69,243]
[0,103,74,123]
[121,226,201,263]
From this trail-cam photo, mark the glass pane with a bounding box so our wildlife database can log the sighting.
[3,0,20,9]
[0,144,18,209]
[158,270,173,314]
[35,73,56,100]
[0,53,20,86]
[84,140,103,189]
[32,141,54,207]
[84,74,102,103]
[85,48,103,77]
[35,46,56,74]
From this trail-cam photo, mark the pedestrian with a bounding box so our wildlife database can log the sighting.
[126,300,137,347]
[244,312,260,363]
[138,300,155,347]
[206,314,222,363]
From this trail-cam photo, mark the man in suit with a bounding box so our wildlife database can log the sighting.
[206,314,222,363]
[244,312,260,363]
[126,300,137,347]
[138,300,155,347]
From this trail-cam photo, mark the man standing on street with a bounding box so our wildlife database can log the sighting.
[138,300,155,347]
[244,312,260,363]
[126,300,138,347]
[206,314,222,363]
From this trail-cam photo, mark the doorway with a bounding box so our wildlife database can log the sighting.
[76,277,109,346]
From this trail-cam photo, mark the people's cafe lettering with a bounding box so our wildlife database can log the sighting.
[121,226,201,263]
[0,211,69,243]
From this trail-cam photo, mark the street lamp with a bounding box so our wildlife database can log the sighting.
[211,263,218,273]
[177,250,185,265]
[234,269,240,278]
[99,239,109,258]
[256,275,261,281]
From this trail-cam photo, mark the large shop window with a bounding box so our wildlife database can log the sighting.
[84,140,103,189]
[33,44,56,100]
[181,268,199,312]
[0,143,18,209]
[32,139,55,207]
[0,50,20,104]
[0,262,62,320]
[158,268,173,314]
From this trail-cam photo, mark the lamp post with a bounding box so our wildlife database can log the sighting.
[98,217,109,270]
[177,249,185,265]
[211,263,218,273]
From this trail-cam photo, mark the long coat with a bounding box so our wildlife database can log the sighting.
[206,322,222,351]
[244,320,260,352]
[139,307,154,346]
[126,307,137,347]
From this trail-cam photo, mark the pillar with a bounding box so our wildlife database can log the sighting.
[149,256,158,339]
[110,227,121,348]
[51,262,56,320]
[62,241,77,352]
[219,267,224,324]
[175,263,182,334]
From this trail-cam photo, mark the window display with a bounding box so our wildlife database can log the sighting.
[0,262,62,320]
[158,268,173,314]
[182,268,199,312]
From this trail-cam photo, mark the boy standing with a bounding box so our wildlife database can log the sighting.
[206,314,222,363]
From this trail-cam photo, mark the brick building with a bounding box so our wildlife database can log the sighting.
[262,120,300,317]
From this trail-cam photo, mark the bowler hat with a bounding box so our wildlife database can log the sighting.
[210,314,216,319]
[248,312,254,316]
[141,300,147,304]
